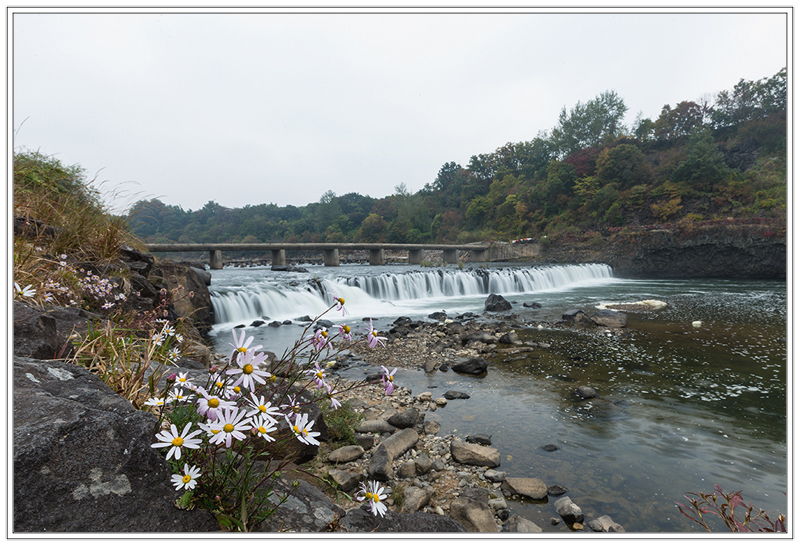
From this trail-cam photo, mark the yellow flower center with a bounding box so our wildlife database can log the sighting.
[388,375,393,382]
[258,404,267,412]
[171,437,184,447]
[365,492,374,501]
[182,474,192,484]
[210,429,220,434]
[243,364,254,374]
[233,386,241,394]
[208,398,219,408]
[337,297,345,305]
[215,381,224,389]
[316,371,323,379]
[292,425,308,436]
[372,331,378,337]
[321,331,328,338]
[237,347,247,353]
[223,424,235,433]
[343,325,351,333]
[258,426,267,434]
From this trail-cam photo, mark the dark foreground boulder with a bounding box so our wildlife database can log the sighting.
[484,294,512,312]
[451,357,489,376]
[13,356,220,533]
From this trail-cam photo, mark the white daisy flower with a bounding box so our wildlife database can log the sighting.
[357,480,388,517]
[14,282,36,299]
[251,414,277,442]
[207,408,252,448]
[151,423,202,461]
[171,463,201,491]
[286,413,321,446]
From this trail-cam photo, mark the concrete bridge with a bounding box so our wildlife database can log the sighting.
[145,242,492,269]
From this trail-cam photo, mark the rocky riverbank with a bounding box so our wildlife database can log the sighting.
[201,294,632,532]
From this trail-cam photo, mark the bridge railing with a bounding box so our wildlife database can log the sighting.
[146,243,491,269]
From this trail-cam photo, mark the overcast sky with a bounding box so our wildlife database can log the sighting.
[11,6,789,213]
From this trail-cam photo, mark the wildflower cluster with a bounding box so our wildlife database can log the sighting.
[148,296,399,530]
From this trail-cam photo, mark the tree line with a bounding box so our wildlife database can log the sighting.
[127,68,786,246]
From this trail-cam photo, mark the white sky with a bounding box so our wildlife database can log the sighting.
[10,6,790,213]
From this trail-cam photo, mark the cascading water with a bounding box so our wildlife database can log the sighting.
[210,263,614,326]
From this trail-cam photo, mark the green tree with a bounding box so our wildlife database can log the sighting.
[551,90,628,158]
[595,144,652,190]
[672,128,730,192]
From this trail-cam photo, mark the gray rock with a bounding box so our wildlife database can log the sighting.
[355,434,375,451]
[414,452,433,475]
[339,506,466,532]
[451,358,489,376]
[13,356,220,532]
[379,428,420,461]
[498,331,521,344]
[13,300,95,360]
[328,445,365,464]
[588,309,627,328]
[423,420,441,436]
[574,386,599,399]
[485,294,512,312]
[547,484,568,496]
[450,438,500,468]
[502,514,543,533]
[449,497,499,532]
[461,331,495,344]
[444,390,471,400]
[562,308,587,323]
[356,419,397,434]
[501,477,548,500]
[484,469,507,483]
[488,497,507,511]
[387,408,419,429]
[259,473,346,532]
[587,514,626,532]
[327,468,363,492]
[554,496,585,523]
[423,359,438,373]
[368,429,419,481]
[401,486,432,513]
[397,460,417,479]
[541,444,559,451]
[466,433,492,446]
[523,302,542,309]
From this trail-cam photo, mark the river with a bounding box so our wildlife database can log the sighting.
[206,262,787,533]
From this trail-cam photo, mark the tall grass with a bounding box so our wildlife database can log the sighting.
[13,148,144,266]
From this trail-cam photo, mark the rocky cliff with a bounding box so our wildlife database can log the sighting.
[493,222,786,279]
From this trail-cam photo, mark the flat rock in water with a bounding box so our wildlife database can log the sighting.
[450,438,500,468]
[502,515,543,533]
[465,433,492,446]
[444,390,471,400]
[554,496,585,524]
[574,386,598,399]
[501,477,548,500]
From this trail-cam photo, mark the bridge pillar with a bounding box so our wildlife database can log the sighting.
[210,249,223,270]
[408,249,422,265]
[369,248,385,265]
[470,249,486,262]
[443,249,458,264]
[324,249,340,267]
[271,249,286,266]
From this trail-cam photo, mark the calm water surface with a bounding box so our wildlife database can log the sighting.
[208,265,787,533]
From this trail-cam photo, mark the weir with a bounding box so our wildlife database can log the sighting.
[210,263,614,324]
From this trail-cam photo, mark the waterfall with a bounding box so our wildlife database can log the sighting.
[210,263,613,325]
[340,263,613,300]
